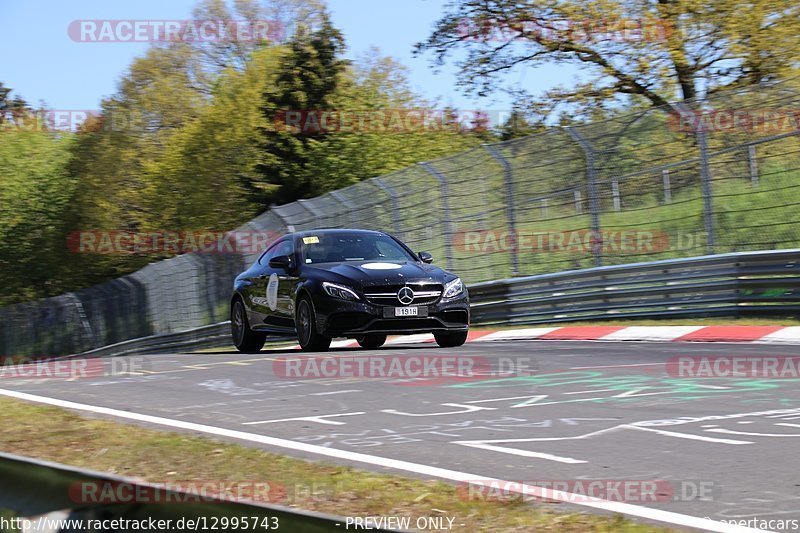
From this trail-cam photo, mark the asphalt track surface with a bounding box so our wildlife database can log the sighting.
[3,340,800,532]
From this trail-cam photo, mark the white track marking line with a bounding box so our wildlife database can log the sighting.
[569,363,664,370]
[629,426,753,444]
[455,442,586,464]
[310,390,362,396]
[0,388,767,533]
[464,395,547,405]
[243,412,365,426]
[707,428,800,438]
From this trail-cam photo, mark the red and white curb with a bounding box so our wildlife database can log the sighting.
[312,325,800,349]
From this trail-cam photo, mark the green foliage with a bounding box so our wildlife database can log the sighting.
[0,132,76,305]
[498,109,543,140]
[257,10,349,204]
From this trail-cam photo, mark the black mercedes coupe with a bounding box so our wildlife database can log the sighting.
[230,229,470,352]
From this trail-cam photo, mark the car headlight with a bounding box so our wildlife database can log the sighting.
[322,282,360,301]
[443,277,464,299]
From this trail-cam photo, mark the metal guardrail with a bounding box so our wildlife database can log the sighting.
[69,322,293,359]
[469,249,800,326]
[62,250,800,357]
[0,452,394,533]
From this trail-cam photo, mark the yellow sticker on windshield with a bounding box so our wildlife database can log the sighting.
[303,236,320,244]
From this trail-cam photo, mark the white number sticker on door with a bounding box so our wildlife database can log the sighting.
[266,273,279,311]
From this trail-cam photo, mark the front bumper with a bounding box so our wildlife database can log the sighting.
[314,291,470,337]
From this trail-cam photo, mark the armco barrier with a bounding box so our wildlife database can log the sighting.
[0,452,395,533]
[469,249,800,325]
[69,322,292,359]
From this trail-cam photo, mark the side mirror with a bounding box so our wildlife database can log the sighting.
[269,255,292,269]
[418,251,434,264]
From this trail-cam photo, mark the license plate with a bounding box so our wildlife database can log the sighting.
[384,306,427,318]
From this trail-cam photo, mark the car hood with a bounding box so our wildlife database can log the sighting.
[306,261,449,287]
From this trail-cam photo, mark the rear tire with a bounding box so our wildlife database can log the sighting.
[296,297,331,352]
[356,334,387,349]
[434,330,468,348]
[231,298,266,353]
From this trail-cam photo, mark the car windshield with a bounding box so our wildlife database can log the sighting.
[301,233,417,264]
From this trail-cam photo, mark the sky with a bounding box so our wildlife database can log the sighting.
[1,0,580,114]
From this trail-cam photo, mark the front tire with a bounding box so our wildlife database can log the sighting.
[434,330,468,348]
[231,298,266,353]
[296,297,331,352]
[356,334,387,349]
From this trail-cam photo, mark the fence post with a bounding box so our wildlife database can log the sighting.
[611,180,621,211]
[483,144,519,277]
[419,162,455,271]
[662,169,672,203]
[673,102,715,254]
[372,177,402,235]
[329,191,357,227]
[574,190,583,214]
[567,127,603,267]
[748,145,759,187]
[697,129,716,254]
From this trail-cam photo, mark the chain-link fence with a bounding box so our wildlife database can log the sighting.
[3,79,800,356]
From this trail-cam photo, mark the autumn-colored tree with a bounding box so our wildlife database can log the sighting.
[416,0,800,115]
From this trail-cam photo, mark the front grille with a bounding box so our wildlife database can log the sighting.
[364,283,443,306]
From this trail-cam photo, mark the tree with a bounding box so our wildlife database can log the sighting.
[416,0,800,115]
[256,9,348,204]
[497,109,541,140]
[0,82,30,125]
[0,82,10,123]
[0,132,75,305]
[303,51,488,192]
[141,47,284,231]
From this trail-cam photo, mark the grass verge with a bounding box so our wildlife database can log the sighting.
[0,396,673,532]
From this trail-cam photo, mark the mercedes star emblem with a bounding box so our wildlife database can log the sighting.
[397,286,415,305]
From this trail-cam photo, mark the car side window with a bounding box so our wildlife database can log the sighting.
[258,239,287,266]
[270,240,294,262]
